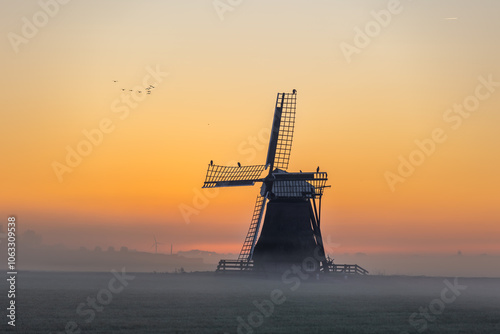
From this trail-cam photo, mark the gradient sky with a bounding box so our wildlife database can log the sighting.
[1,0,499,256]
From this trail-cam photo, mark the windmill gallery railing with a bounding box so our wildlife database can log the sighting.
[216,260,369,275]
[327,264,369,275]
[216,259,254,272]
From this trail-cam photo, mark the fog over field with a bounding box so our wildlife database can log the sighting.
[3,229,499,332]
[2,271,499,333]
[2,230,499,332]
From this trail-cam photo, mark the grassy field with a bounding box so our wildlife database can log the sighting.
[2,271,500,333]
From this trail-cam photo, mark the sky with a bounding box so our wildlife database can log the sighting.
[1,0,499,258]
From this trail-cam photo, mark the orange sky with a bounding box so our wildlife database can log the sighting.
[1,0,499,256]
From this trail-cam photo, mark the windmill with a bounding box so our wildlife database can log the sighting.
[202,91,330,273]
[151,235,164,254]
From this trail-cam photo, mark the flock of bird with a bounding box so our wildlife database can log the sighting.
[113,80,155,95]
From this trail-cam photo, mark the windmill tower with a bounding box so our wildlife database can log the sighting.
[202,91,329,273]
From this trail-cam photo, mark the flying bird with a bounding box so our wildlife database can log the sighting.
[113,80,118,83]
[293,89,297,95]
[121,89,125,91]
[237,162,241,167]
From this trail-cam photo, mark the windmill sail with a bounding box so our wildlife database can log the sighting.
[238,194,266,261]
[202,164,266,188]
[265,92,296,171]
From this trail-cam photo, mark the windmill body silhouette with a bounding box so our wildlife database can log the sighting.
[202,91,330,272]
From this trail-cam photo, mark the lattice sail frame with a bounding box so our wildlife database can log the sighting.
[238,195,266,261]
[266,92,296,171]
[203,164,266,188]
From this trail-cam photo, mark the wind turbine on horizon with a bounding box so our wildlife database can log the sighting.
[151,235,164,254]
